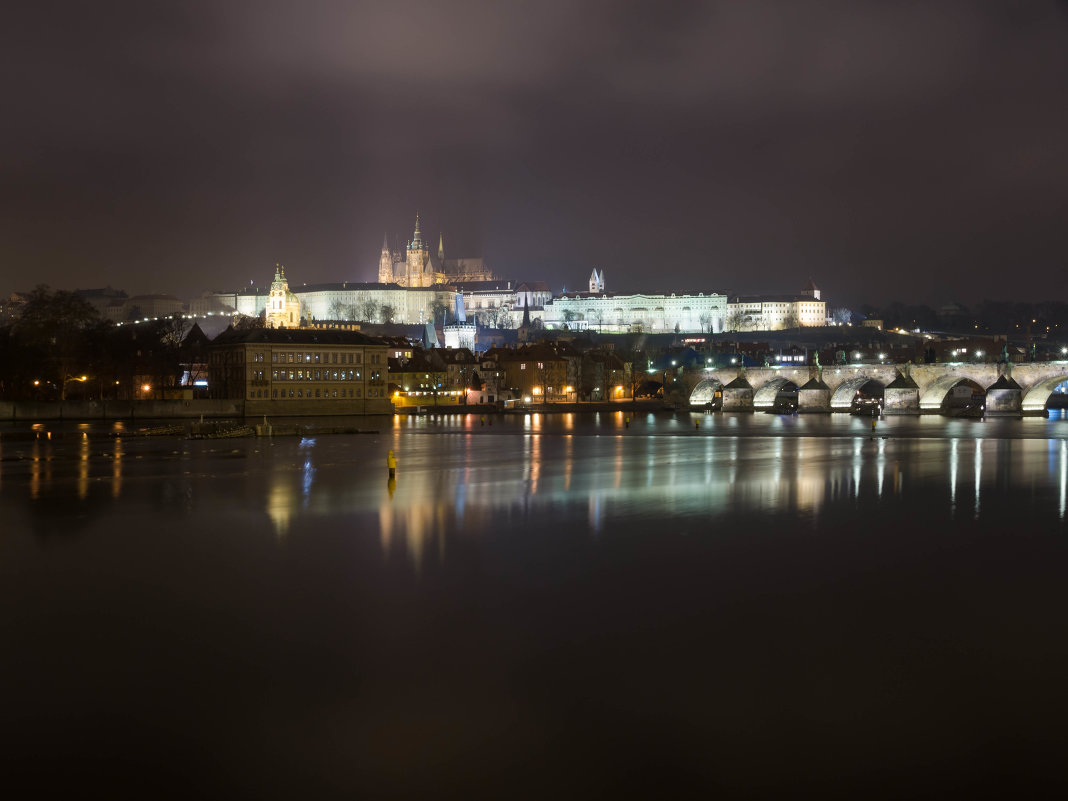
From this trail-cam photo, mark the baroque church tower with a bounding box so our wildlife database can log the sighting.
[266,264,302,328]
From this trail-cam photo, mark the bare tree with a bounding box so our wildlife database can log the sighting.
[378,304,396,324]
[357,297,379,323]
[477,304,513,329]
[726,308,745,332]
[430,299,450,325]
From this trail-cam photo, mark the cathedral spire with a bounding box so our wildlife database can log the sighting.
[438,232,445,261]
[381,233,389,252]
[411,213,423,249]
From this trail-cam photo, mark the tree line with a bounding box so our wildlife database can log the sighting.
[0,286,202,401]
[859,300,1068,337]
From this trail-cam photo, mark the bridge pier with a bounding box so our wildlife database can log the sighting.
[798,376,831,413]
[985,375,1023,417]
[722,376,754,412]
[883,372,920,415]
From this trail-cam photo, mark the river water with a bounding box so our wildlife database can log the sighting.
[2,411,1068,797]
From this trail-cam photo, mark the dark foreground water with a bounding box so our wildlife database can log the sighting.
[2,411,1068,797]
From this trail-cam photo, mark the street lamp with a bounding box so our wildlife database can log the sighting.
[62,374,89,400]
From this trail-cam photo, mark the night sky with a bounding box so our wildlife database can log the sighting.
[3,1,1066,307]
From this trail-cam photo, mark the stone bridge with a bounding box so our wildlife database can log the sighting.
[677,362,1068,416]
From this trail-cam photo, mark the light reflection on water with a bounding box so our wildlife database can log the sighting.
[3,413,1068,795]
[2,415,1067,565]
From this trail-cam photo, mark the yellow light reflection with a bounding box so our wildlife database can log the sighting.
[112,437,124,498]
[77,432,90,500]
[267,471,297,539]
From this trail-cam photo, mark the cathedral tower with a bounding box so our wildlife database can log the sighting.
[406,214,429,288]
[378,234,393,284]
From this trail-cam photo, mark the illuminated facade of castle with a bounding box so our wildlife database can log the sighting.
[378,214,496,287]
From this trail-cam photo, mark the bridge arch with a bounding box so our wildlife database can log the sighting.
[919,375,985,412]
[754,377,798,409]
[1022,374,1068,413]
[689,378,723,407]
[830,376,886,411]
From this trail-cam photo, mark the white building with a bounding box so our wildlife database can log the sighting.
[725,280,826,331]
[453,280,516,325]
[537,290,727,333]
[209,281,458,327]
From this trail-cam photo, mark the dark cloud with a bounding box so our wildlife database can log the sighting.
[2,1,1066,307]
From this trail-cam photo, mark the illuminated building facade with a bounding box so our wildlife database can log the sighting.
[265,265,302,328]
[539,290,728,333]
[378,214,497,287]
[208,327,392,415]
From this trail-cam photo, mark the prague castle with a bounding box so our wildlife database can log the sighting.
[379,214,496,287]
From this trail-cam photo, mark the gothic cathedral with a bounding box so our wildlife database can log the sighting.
[378,214,497,287]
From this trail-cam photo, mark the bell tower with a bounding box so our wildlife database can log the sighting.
[406,213,429,287]
[378,234,393,284]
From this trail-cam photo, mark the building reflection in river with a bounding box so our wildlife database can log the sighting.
[1061,439,1067,520]
[5,421,1067,562]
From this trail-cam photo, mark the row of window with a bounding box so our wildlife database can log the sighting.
[272,369,361,381]
[248,388,363,399]
[271,351,362,365]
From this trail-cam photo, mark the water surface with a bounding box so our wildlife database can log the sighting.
[2,412,1067,797]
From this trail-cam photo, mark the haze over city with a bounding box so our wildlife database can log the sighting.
[3,1,1066,306]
